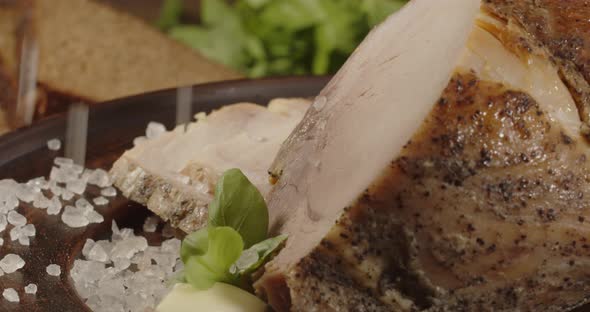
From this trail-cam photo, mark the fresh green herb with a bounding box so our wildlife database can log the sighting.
[177,168,286,292]
[185,227,244,290]
[180,228,209,263]
[231,234,288,275]
[208,168,268,249]
[158,0,409,77]
[156,0,183,31]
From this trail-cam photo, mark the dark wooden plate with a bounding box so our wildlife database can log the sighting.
[0,76,329,311]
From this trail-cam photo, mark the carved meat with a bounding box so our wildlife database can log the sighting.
[110,99,309,233]
[255,0,590,311]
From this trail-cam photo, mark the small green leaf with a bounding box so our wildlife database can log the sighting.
[243,0,271,9]
[231,234,288,275]
[201,0,237,27]
[208,169,269,248]
[185,227,244,290]
[156,0,183,31]
[180,228,209,263]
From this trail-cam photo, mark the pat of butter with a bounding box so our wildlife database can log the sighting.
[156,283,267,312]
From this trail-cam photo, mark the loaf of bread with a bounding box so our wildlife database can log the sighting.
[0,0,242,130]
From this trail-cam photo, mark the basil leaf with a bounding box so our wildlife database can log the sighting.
[180,228,209,263]
[208,169,268,248]
[231,234,287,275]
[185,227,244,290]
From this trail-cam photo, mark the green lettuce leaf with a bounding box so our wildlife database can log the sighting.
[161,0,409,77]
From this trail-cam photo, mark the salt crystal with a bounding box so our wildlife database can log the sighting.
[0,215,6,232]
[49,167,68,183]
[0,238,3,246]
[96,240,114,257]
[71,259,105,284]
[86,210,104,224]
[61,206,89,228]
[54,157,73,167]
[24,283,37,295]
[33,193,51,209]
[66,179,87,195]
[27,177,49,190]
[2,288,19,303]
[142,216,159,233]
[146,122,166,139]
[71,224,184,312]
[113,258,131,271]
[60,189,75,201]
[88,244,109,263]
[86,169,111,188]
[0,254,25,273]
[75,198,93,213]
[47,139,62,151]
[48,180,63,196]
[161,238,181,254]
[18,236,30,246]
[111,236,148,260]
[47,197,62,215]
[7,211,26,226]
[111,220,120,233]
[93,196,109,206]
[68,164,85,175]
[9,226,22,241]
[82,239,95,258]
[15,185,36,203]
[133,136,147,146]
[46,264,61,276]
[101,187,117,197]
[22,224,35,237]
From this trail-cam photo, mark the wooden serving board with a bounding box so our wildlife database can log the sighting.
[0,77,328,311]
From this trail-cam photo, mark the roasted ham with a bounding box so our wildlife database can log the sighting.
[255,0,590,311]
[110,99,310,233]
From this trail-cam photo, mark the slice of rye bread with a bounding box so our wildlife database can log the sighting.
[0,0,242,129]
[0,3,18,129]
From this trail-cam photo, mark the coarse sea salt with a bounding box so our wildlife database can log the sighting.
[61,206,90,228]
[2,288,19,303]
[47,197,62,215]
[0,254,25,274]
[93,196,109,206]
[7,211,26,226]
[46,264,61,276]
[47,139,62,151]
[86,169,111,188]
[66,179,87,195]
[146,122,166,140]
[143,216,159,233]
[101,187,117,197]
[71,221,182,312]
[24,283,37,295]
[0,215,6,232]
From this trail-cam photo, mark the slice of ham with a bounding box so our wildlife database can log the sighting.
[110,98,309,233]
[255,0,590,311]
